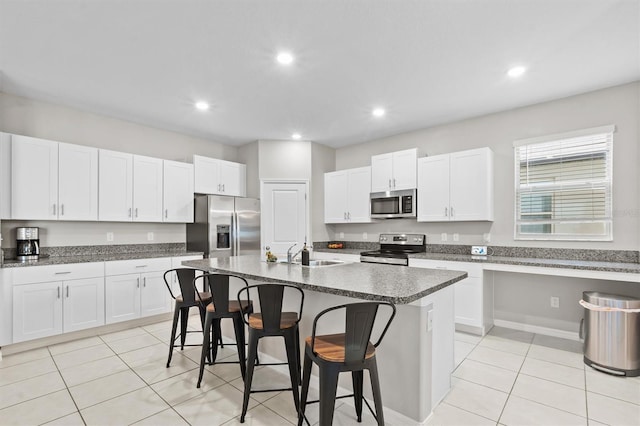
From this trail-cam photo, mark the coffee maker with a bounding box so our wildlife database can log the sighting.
[16,227,40,261]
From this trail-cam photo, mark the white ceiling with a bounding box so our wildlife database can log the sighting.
[1,0,638,148]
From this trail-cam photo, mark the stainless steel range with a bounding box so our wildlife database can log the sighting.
[360,233,426,266]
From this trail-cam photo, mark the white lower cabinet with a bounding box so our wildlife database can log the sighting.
[409,259,493,335]
[12,263,105,343]
[104,257,172,324]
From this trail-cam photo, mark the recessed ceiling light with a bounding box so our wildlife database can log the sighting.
[372,108,386,118]
[291,133,301,140]
[276,52,294,65]
[507,66,526,78]
[195,101,209,111]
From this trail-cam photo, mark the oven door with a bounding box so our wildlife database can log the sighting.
[370,189,416,219]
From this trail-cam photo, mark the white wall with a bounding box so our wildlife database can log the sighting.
[258,140,312,180]
[0,92,239,247]
[237,141,259,199]
[311,142,336,242]
[332,82,640,251]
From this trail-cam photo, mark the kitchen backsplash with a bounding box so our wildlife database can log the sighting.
[2,242,187,260]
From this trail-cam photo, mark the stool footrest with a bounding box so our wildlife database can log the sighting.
[249,387,294,394]
[302,395,378,422]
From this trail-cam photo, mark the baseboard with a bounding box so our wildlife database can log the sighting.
[455,322,484,336]
[493,319,581,341]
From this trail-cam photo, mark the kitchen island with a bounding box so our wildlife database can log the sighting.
[183,255,468,423]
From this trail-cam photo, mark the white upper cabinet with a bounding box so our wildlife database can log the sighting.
[58,143,98,221]
[132,155,163,222]
[370,148,417,192]
[417,147,494,222]
[324,166,372,224]
[99,149,134,221]
[0,133,11,219]
[194,155,246,197]
[163,160,194,223]
[11,136,98,221]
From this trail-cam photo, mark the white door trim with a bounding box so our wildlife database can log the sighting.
[259,179,311,252]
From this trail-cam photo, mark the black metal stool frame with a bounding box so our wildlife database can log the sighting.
[163,268,211,368]
[238,283,305,423]
[298,301,396,426]
[195,273,253,388]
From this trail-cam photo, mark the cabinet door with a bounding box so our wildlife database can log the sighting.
[454,277,483,328]
[370,153,393,192]
[324,171,348,223]
[346,167,372,223]
[63,277,105,332]
[99,149,133,221]
[11,135,58,220]
[449,148,494,221]
[194,155,221,194]
[140,271,170,317]
[163,160,194,223]
[417,155,451,222]
[13,282,63,343]
[391,148,417,190]
[133,155,163,222]
[0,133,11,220]
[219,160,245,196]
[105,274,141,324]
[58,143,98,221]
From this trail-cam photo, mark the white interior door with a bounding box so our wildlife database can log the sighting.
[261,181,308,257]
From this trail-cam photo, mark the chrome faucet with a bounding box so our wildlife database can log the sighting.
[287,243,303,263]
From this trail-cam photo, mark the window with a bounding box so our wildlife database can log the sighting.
[514,125,614,241]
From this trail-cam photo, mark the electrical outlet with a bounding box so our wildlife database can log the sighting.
[147,232,154,241]
[550,296,560,308]
[441,233,447,242]
[453,233,459,242]
[483,233,491,243]
[106,232,114,242]
[363,232,368,240]
[427,309,434,332]
[471,246,487,255]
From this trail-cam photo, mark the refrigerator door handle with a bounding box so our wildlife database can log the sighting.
[232,211,239,256]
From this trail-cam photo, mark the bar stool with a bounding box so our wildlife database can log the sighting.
[238,283,305,423]
[298,301,396,426]
[163,268,211,368]
[195,273,253,388]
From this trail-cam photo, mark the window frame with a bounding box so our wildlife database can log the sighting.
[513,125,614,242]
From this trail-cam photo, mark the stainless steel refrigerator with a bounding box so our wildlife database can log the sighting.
[186,195,260,258]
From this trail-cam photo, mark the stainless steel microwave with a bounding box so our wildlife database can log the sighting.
[370,189,416,219]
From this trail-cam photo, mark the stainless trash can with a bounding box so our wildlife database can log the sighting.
[580,291,640,377]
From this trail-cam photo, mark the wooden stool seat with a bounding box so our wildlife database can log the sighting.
[249,312,298,330]
[206,299,252,313]
[176,291,211,303]
[305,333,375,362]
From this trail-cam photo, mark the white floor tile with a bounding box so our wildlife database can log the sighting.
[204,359,245,382]
[105,333,163,354]
[587,391,640,426]
[0,371,66,410]
[131,353,199,385]
[527,343,585,369]
[585,369,640,405]
[478,335,531,356]
[119,343,170,366]
[520,357,585,389]
[68,369,147,409]
[487,327,534,343]
[99,326,149,342]
[0,347,51,368]
[264,389,326,425]
[332,402,383,426]
[59,355,130,387]
[455,331,483,345]
[132,408,190,425]
[500,394,587,426]
[0,389,77,426]
[173,383,258,426]
[142,320,175,333]
[151,369,226,406]
[453,358,518,393]
[455,340,476,367]
[426,402,495,426]
[80,387,169,425]
[48,336,103,355]
[52,343,115,370]
[0,356,58,387]
[511,374,587,417]
[532,334,583,353]
[467,346,526,372]
[224,404,295,426]
[42,411,85,425]
[443,378,508,421]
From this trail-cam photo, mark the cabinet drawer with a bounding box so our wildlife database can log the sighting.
[12,262,104,285]
[105,257,172,276]
[171,255,203,268]
[409,259,483,278]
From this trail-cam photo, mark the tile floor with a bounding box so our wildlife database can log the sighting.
[0,319,638,425]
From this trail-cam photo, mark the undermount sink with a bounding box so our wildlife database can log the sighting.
[292,259,346,267]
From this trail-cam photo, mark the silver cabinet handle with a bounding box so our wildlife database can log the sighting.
[135,208,138,217]
[60,204,64,216]
[128,208,132,217]
[445,207,448,217]
[343,212,347,220]
[137,277,140,288]
[57,286,61,299]
[143,277,146,287]
[388,179,391,188]
[217,184,221,192]
[55,271,71,275]
[451,207,454,217]
[135,265,147,268]
[393,178,396,188]
[53,204,57,215]
[66,286,69,298]
[347,212,351,220]
[165,209,168,218]
[222,184,225,192]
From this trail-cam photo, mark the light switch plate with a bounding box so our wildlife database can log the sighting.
[471,245,487,255]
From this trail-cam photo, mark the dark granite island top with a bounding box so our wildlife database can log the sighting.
[182,255,467,304]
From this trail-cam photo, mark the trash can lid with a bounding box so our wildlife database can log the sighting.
[583,291,640,309]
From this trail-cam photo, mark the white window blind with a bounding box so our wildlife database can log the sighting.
[514,126,613,241]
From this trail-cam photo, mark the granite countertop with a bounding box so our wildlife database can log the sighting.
[182,255,467,304]
[1,250,203,268]
[313,248,640,274]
